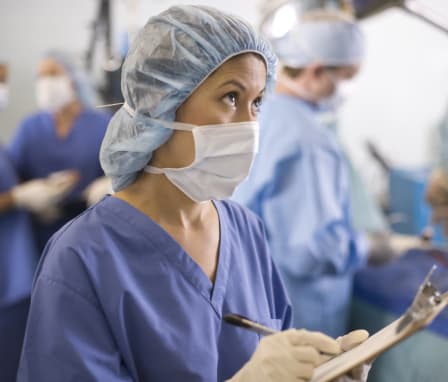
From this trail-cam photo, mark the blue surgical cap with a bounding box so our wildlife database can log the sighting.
[43,50,95,107]
[272,11,365,68]
[100,5,277,192]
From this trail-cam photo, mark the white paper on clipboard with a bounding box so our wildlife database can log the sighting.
[310,292,448,382]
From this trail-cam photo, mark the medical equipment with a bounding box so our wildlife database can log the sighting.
[311,264,448,382]
[259,1,448,42]
[396,265,444,333]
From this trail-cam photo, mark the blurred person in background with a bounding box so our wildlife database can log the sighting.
[8,51,112,252]
[234,9,424,337]
[234,10,367,337]
[0,60,73,382]
[0,59,35,382]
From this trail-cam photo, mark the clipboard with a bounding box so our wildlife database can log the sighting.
[310,266,448,382]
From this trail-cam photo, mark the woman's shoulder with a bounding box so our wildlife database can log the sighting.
[42,201,111,258]
[36,198,133,288]
[47,196,132,249]
[46,196,168,258]
[18,111,51,130]
[34,203,114,308]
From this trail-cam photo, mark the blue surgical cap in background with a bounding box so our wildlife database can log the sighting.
[272,11,365,68]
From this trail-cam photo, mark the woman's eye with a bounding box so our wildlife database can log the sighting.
[252,96,263,113]
[223,92,237,107]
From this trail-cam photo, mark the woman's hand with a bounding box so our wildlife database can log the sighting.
[11,170,79,213]
[228,329,341,382]
[332,329,371,382]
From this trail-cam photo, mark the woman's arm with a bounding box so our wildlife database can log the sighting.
[0,189,15,212]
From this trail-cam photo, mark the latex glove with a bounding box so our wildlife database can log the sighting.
[389,233,426,252]
[228,329,341,382]
[12,170,79,213]
[323,330,371,382]
[336,330,369,352]
[367,232,423,265]
[367,232,400,264]
[83,176,112,206]
[34,205,63,224]
[318,329,370,366]
[333,364,371,382]
[335,330,371,382]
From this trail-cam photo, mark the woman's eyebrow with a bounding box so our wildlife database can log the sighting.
[218,79,246,91]
[218,80,266,95]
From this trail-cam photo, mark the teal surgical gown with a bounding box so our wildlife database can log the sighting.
[17,197,292,381]
[233,94,368,337]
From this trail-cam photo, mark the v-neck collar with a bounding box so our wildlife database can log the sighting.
[102,196,231,317]
[45,110,85,142]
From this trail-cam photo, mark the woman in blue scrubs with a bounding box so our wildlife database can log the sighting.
[0,61,36,382]
[0,143,75,381]
[0,143,37,382]
[18,6,370,382]
[8,51,110,251]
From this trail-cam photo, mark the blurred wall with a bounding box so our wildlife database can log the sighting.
[0,0,96,141]
[1,1,448,180]
[0,0,259,142]
[339,8,448,179]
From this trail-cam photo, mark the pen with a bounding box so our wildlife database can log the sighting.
[223,313,278,336]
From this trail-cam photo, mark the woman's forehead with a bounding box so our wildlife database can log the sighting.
[38,58,65,75]
[206,53,267,88]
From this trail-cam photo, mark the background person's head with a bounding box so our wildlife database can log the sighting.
[0,61,9,110]
[272,10,364,104]
[151,52,267,171]
[36,51,95,112]
[100,5,276,192]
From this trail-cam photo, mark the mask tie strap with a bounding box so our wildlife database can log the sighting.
[144,166,164,174]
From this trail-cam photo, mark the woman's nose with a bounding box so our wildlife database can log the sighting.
[235,106,257,123]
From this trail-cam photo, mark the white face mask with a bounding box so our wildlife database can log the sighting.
[36,76,75,112]
[318,72,356,110]
[144,119,259,203]
[0,83,8,110]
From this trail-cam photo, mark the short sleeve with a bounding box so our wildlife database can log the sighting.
[17,274,133,382]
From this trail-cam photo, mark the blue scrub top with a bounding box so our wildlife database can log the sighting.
[233,94,368,337]
[0,146,37,307]
[18,197,292,382]
[7,109,110,250]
